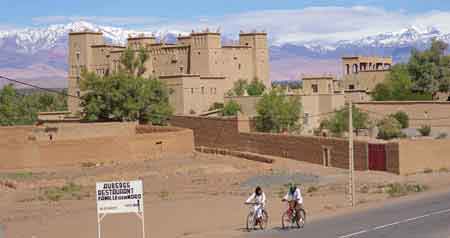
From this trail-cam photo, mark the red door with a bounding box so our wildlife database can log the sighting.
[368,144,386,171]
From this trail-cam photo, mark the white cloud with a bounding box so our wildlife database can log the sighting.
[31,6,450,44]
[32,16,167,27]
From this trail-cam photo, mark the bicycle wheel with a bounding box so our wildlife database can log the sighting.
[281,211,290,229]
[296,209,306,228]
[259,210,269,230]
[246,213,255,231]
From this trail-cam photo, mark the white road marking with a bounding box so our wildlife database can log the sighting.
[337,208,450,238]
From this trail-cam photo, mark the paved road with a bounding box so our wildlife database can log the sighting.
[250,191,450,238]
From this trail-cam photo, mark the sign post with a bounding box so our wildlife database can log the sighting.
[96,180,145,238]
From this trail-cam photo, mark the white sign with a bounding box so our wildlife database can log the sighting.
[96,180,144,214]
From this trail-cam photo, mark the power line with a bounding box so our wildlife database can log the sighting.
[0,75,80,99]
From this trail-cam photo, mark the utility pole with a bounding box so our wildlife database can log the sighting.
[348,99,355,207]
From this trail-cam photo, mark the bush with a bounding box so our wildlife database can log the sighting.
[390,111,409,129]
[384,183,428,197]
[246,77,266,96]
[41,182,83,202]
[436,132,448,139]
[255,88,302,133]
[418,125,431,136]
[222,100,241,116]
[377,117,405,140]
[321,105,369,137]
[208,102,224,111]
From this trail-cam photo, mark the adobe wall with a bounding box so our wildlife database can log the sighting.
[33,122,137,141]
[170,116,368,170]
[0,124,194,170]
[355,101,450,128]
[397,139,450,175]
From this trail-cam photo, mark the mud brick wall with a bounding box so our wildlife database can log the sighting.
[385,142,400,174]
[171,116,369,170]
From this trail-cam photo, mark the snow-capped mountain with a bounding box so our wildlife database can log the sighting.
[1,21,450,88]
[0,21,157,54]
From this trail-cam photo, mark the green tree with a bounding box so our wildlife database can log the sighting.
[228,79,248,96]
[372,64,433,101]
[377,117,405,140]
[120,47,149,77]
[255,88,302,133]
[246,77,266,96]
[321,105,369,137]
[0,85,67,126]
[80,72,172,125]
[0,84,21,126]
[222,100,241,116]
[390,111,409,129]
[408,39,450,93]
[418,125,432,136]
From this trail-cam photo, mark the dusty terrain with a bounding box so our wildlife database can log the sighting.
[1,152,450,238]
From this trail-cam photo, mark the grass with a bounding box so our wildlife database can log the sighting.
[0,171,33,180]
[439,168,449,173]
[81,162,97,168]
[307,186,319,193]
[383,183,428,198]
[423,168,433,174]
[159,190,169,200]
[40,182,83,202]
[359,185,370,194]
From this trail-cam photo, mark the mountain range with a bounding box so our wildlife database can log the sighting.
[0,21,449,88]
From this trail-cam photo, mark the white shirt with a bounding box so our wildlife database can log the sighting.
[246,192,266,206]
[284,188,303,204]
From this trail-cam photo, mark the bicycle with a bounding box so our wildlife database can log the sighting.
[281,200,306,229]
[244,202,269,231]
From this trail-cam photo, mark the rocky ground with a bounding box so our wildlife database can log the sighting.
[1,152,450,238]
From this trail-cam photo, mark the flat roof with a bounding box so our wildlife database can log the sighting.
[159,74,201,79]
[190,32,221,36]
[69,32,102,35]
[239,32,267,36]
[128,36,156,40]
[91,44,126,49]
[222,45,252,49]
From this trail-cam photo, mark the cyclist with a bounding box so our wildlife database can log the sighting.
[245,186,266,220]
[281,183,303,216]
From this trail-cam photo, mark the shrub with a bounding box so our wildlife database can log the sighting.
[418,125,431,136]
[208,102,224,111]
[41,182,83,202]
[377,117,405,140]
[384,183,428,197]
[390,111,409,129]
[222,100,241,116]
[246,77,266,96]
[307,186,319,193]
[436,132,448,139]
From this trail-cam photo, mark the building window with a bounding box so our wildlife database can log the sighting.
[312,84,318,93]
[210,88,213,94]
[238,64,241,70]
[201,87,205,94]
[198,52,201,55]
[180,67,184,72]
[233,56,238,60]
[349,84,355,90]
[191,88,194,94]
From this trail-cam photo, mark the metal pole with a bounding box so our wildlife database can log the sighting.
[97,214,101,238]
[349,99,355,207]
[141,212,146,238]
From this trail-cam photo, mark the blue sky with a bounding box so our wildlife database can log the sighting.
[2,0,449,26]
[1,0,450,43]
